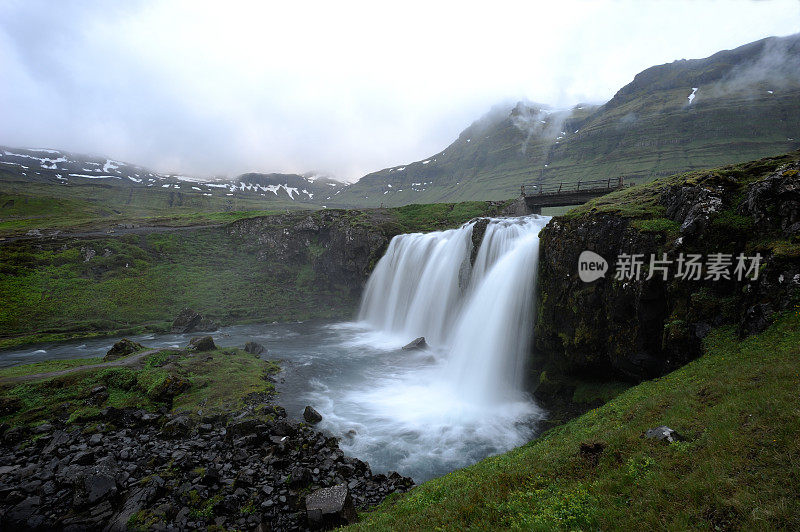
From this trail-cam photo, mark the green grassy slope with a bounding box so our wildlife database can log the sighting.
[351,311,800,530]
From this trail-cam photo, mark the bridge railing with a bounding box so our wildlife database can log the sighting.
[520,177,625,196]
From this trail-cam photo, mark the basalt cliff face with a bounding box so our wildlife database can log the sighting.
[534,151,800,382]
[227,210,394,298]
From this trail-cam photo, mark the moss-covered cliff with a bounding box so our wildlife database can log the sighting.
[535,150,800,382]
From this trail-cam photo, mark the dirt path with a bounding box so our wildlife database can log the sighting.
[0,223,224,245]
[0,348,163,385]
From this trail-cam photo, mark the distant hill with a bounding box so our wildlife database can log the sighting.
[0,146,348,210]
[337,33,800,206]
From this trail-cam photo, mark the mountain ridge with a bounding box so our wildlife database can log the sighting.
[335,32,800,207]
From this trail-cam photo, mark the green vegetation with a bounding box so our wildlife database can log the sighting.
[389,201,501,232]
[0,347,280,427]
[351,312,800,530]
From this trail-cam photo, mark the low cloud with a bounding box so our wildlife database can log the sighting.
[0,1,798,181]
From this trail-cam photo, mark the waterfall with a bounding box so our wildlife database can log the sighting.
[358,215,549,403]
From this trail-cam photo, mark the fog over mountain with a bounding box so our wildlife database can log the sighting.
[1,0,799,181]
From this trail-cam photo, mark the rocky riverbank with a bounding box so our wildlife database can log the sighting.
[0,400,413,531]
[0,340,414,530]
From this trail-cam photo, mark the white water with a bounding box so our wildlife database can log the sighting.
[333,215,550,479]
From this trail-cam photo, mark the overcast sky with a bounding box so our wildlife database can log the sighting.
[1,0,798,181]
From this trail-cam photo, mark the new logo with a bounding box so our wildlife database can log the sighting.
[578,250,608,282]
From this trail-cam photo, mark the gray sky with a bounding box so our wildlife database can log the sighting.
[1,0,799,181]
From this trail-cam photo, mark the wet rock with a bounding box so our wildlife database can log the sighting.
[187,335,216,352]
[104,338,144,362]
[172,308,218,334]
[401,337,428,351]
[303,406,323,424]
[244,341,266,355]
[305,483,358,529]
[644,426,685,443]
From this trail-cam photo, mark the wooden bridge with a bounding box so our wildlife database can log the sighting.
[520,177,626,213]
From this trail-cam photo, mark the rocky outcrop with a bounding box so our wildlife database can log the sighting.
[171,308,218,334]
[535,155,800,382]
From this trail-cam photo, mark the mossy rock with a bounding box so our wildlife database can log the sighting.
[147,374,191,402]
[104,338,145,361]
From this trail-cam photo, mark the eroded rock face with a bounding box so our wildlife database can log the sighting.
[535,159,800,382]
[227,210,394,298]
[739,167,800,233]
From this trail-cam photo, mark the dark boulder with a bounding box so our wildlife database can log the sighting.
[303,406,323,424]
[0,396,22,416]
[104,338,144,361]
[88,385,109,405]
[244,341,266,355]
[226,418,260,439]
[305,483,358,529]
[187,336,216,352]
[171,308,218,334]
[401,337,428,351]
[81,456,119,505]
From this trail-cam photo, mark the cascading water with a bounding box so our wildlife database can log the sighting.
[359,215,548,401]
[319,215,550,480]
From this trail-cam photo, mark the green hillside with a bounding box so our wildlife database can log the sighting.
[337,33,800,207]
